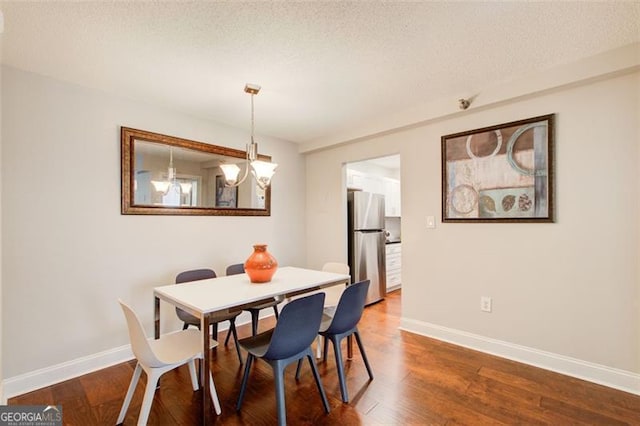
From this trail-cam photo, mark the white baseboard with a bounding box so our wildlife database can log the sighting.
[3,344,134,400]
[399,318,640,396]
[1,313,271,400]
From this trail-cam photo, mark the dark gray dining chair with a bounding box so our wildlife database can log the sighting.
[296,279,373,403]
[175,268,243,364]
[236,292,330,426]
[225,263,283,336]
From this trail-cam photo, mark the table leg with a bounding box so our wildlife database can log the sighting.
[201,314,211,423]
[154,296,160,339]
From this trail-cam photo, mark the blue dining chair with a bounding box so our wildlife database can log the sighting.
[226,263,283,336]
[296,279,373,403]
[175,268,243,364]
[236,292,330,426]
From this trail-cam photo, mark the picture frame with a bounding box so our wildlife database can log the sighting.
[441,114,554,223]
[215,175,238,208]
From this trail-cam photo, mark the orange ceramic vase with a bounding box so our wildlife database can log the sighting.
[244,244,278,283]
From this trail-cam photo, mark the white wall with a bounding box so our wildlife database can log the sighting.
[1,66,306,385]
[0,28,4,403]
[305,71,640,391]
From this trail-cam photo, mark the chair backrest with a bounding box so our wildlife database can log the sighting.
[176,268,217,284]
[119,300,164,368]
[226,263,245,276]
[175,269,217,323]
[324,280,370,335]
[263,293,325,360]
[322,262,349,275]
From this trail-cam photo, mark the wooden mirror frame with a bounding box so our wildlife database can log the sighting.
[121,127,271,216]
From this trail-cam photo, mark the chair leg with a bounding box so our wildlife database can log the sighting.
[331,336,350,403]
[294,359,303,380]
[116,363,142,424]
[230,320,243,364]
[188,359,199,391]
[316,335,323,359]
[354,330,374,380]
[307,351,330,413]
[209,372,222,415]
[250,310,259,335]
[236,354,254,410]
[182,323,189,330]
[195,358,201,386]
[273,305,279,319]
[273,363,287,426]
[224,327,232,346]
[211,323,218,342]
[139,369,162,425]
[323,335,329,362]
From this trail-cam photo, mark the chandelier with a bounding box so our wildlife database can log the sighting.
[220,84,278,189]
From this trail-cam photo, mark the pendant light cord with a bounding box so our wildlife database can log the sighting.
[250,93,255,146]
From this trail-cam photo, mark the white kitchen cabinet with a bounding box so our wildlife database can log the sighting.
[348,170,401,216]
[362,175,384,196]
[348,170,384,195]
[384,178,401,217]
[385,243,401,291]
[346,169,364,190]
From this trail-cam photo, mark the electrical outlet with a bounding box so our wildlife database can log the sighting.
[480,296,492,313]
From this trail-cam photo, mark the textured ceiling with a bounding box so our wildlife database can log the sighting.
[1,2,639,145]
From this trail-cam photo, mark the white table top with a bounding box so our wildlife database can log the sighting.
[154,266,350,317]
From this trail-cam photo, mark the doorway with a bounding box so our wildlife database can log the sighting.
[345,154,402,295]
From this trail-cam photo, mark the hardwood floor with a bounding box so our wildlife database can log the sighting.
[10,290,640,425]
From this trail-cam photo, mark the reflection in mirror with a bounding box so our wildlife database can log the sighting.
[133,140,266,209]
[121,127,271,216]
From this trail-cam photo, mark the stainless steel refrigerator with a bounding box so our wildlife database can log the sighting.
[347,191,386,305]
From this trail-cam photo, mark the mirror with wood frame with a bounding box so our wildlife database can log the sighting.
[121,127,271,216]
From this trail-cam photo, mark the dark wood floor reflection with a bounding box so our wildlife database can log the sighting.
[10,290,640,424]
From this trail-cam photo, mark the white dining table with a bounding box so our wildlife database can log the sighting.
[153,266,351,423]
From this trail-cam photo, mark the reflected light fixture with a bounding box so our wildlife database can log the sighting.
[151,148,192,194]
[151,180,170,193]
[220,84,278,189]
[179,182,192,194]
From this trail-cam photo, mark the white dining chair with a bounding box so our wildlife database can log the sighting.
[321,262,350,310]
[117,300,221,425]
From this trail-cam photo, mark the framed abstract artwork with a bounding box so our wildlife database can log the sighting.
[441,114,554,223]
[215,175,238,208]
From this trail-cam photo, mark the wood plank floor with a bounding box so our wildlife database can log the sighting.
[10,290,640,425]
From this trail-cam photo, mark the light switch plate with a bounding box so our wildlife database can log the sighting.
[481,296,492,313]
[426,216,435,228]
